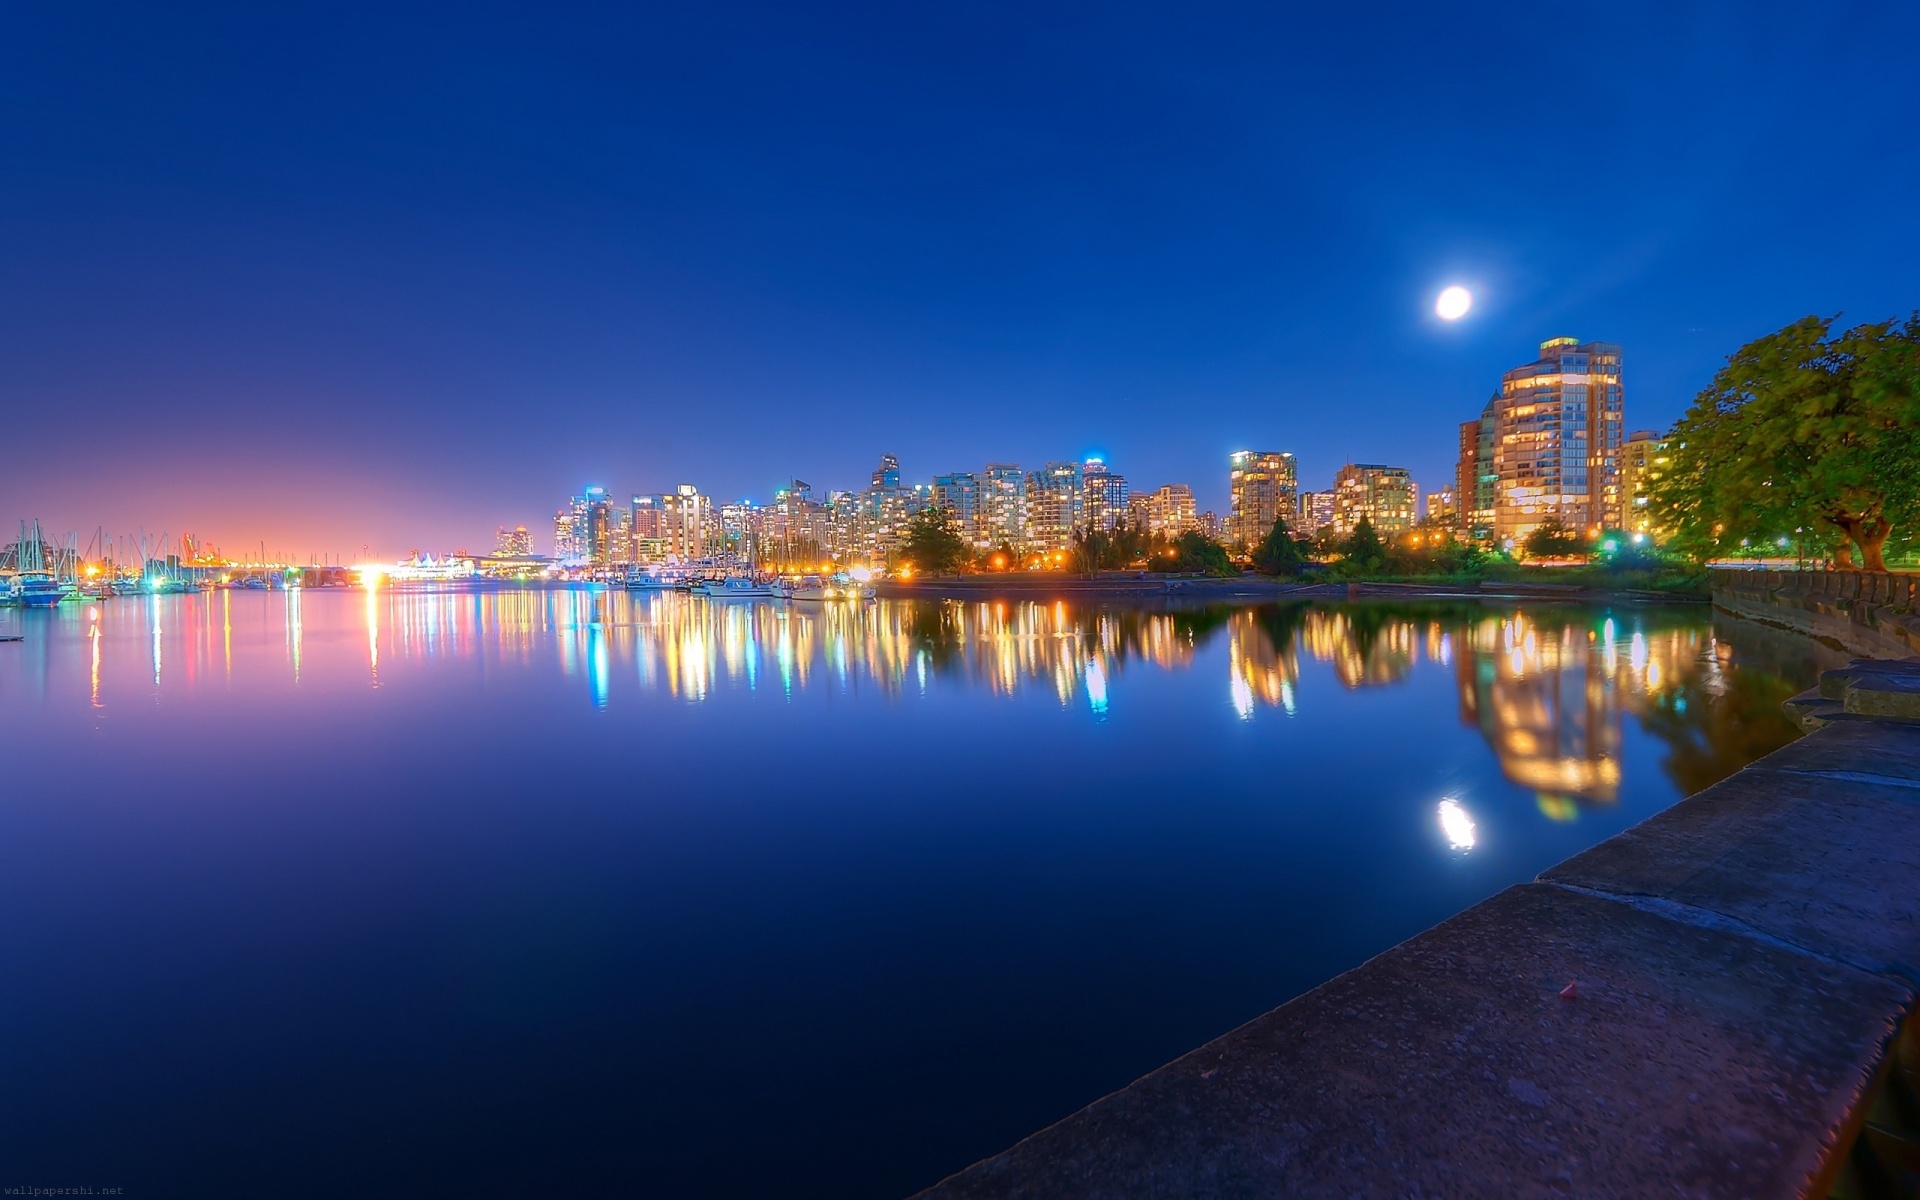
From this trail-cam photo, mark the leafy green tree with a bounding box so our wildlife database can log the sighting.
[1522,518,1585,560]
[1336,516,1387,573]
[899,506,970,574]
[1147,531,1237,577]
[1651,314,1920,571]
[1251,519,1310,576]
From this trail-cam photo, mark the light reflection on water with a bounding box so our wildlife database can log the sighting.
[0,584,1819,1199]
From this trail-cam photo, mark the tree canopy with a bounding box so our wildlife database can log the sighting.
[1650,314,1920,570]
[1250,519,1310,576]
[1336,517,1387,573]
[1147,531,1237,576]
[899,506,970,573]
[1522,518,1585,560]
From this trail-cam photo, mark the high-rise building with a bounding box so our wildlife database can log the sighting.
[553,509,579,561]
[931,472,985,546]
[1297,490,1336,534]
[1456,403,1498,541]
[1332,464,1416,535]
[1620,429,1668,537]
[495,525,532,556]
[661,485,711,561]
[1142,484,1198,538]
[1424,487,1457,525]
[1488,338,1625,540]
[1025,461,1083,551]
[982,463,1025,549]
[1227,450,1298,546]
[580,487,617,566]
[1081,458,1130,531]
[871,454,901,490]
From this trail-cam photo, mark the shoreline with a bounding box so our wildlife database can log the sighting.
[877,574,1708,604]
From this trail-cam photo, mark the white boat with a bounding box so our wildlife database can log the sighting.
[693,575,779,598]
[8,571,71,608]
[787,576,875,602]
[624,566,680,591]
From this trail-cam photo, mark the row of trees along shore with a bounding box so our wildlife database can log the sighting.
[890,313,1919,579]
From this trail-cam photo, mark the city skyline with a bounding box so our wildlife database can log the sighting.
[4,5,1915,555]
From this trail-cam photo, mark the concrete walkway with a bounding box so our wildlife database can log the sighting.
[912,690,1920,1197]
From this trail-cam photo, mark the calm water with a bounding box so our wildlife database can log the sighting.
[0,586,1817,1198]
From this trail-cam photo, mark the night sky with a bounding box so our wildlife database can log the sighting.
[5,2,1917,557]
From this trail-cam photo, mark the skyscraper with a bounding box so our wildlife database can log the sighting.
[1456,403,1498,541]
[1143,484,1197,537]
[1488,338,1625,540]
[661,485,710,561]
[982,463,1025,549]
[1227,450,1297,546]
[1081,458,1129,531]
[931,471,984,546]
[1297,490,1335,535]
[495,525,532,556]
[1332,464,1416,535]
[1025,461,1083,551]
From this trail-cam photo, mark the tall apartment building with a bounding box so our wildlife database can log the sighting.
[660,485,711,561]
[494,525,532,557]
[1486,337,1625,540]
[1227,450,1298,546]
[982,464,1025,549]
[1025,461,1083,551]
[1620,429,1667,537]
[1082,459,1130,532]
[1142,484,1198,537]
[1424,487,1457,525]
[1456,404,1498,541]
[931,471,986,547]
[1332,464,1416,535]
[1297,490,1336,535]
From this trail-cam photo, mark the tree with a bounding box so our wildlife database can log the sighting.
[1337,517,1387,573]
[1650,314,1920,571]
[1147,531,1237,577]
[1522,518,1585,560]
[1251,519,1310,576]
[899,506,969,574]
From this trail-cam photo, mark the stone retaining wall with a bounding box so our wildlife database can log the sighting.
[1712,567,1920,659]
[911,714,1920,1199]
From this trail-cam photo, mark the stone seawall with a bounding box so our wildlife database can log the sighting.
[1712,567,1920,659]
[911,703,1920,1198]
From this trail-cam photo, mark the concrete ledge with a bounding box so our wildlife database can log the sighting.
[1713,568,1920,660]
[911,720,1920,1199]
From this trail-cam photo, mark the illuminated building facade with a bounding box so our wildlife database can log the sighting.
[1226,450,1297,547]
[1489,337,1625,540]
[1332,463,1416,535]
[932,472,985,546]
[494,525,532,557]
[1025,461,1083,552]
[1081,459,1129,532]
[1297,490,1335,535]
[1424,486,1457,525]
[661,485,711,561]
[1142,484,1197,537]
[982,464,1025,550]
[1620,429,1667,537]
[1456,403,1498,541]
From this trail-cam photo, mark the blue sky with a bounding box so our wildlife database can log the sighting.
[3,1,1916,555]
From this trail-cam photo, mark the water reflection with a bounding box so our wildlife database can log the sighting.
[6,587,1811,808]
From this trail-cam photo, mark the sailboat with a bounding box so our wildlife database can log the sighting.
[6,521,75,607]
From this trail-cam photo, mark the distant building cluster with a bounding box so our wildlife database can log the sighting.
[545,453,1215,569]
[529,334,1635,566]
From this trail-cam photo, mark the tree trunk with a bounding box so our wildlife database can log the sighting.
[1859,519,1891,573]
[1834,540,1856,569]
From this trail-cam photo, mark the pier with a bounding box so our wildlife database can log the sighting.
[912,645,1920,1198]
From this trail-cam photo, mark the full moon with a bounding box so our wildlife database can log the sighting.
[1435,285,1473,321]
